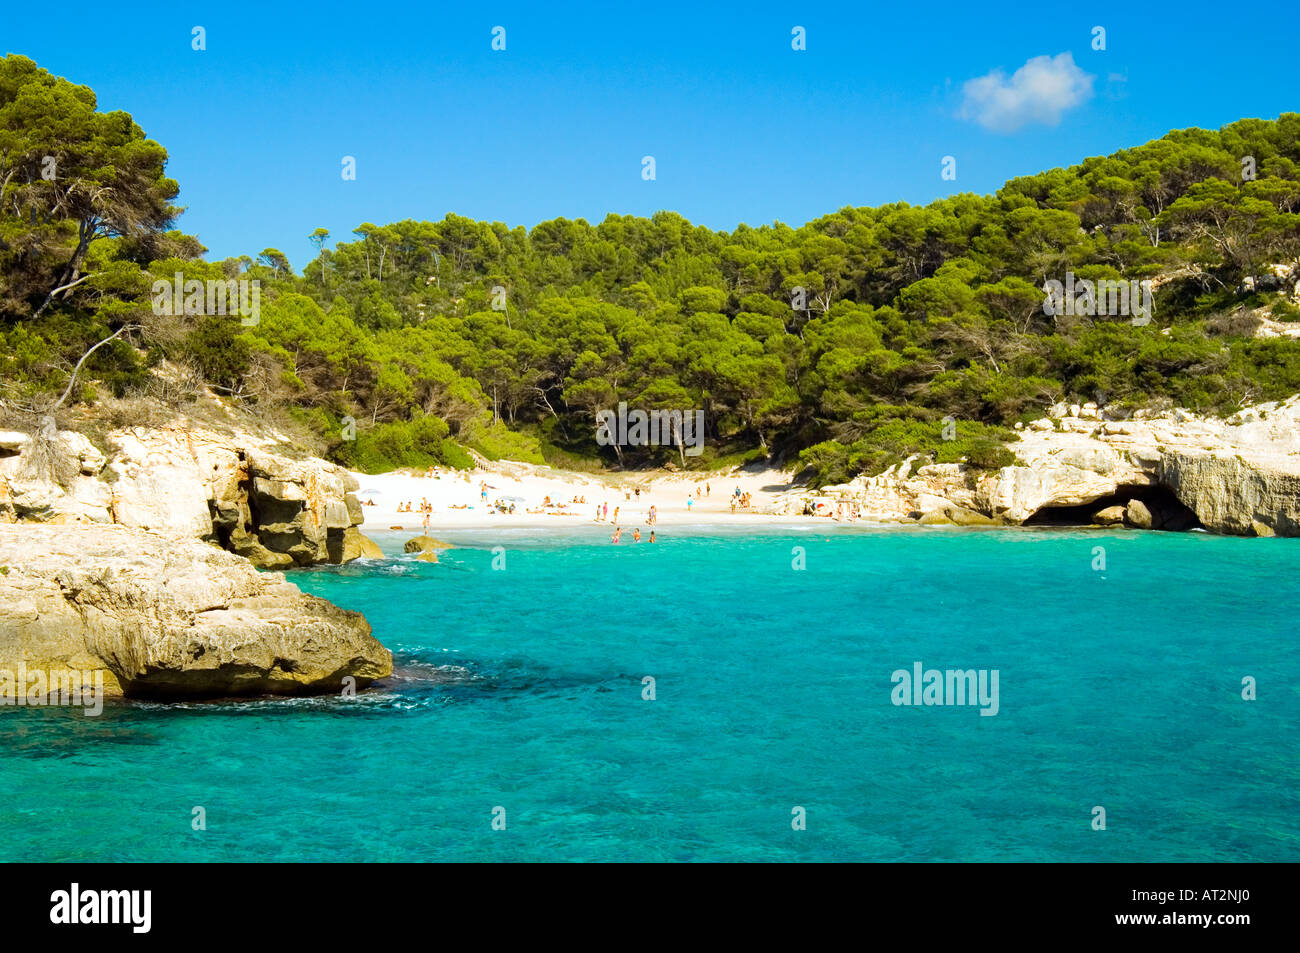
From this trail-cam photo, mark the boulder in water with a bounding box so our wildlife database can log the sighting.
[404,535,454,554]
[1125,499,1154,529]
[1092,505,1127,525]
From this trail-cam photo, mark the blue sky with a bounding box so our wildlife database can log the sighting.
[5,1,1297,267]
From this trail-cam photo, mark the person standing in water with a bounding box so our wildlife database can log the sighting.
[611,527,622,543]
[633,528,641,542]
[649,531,656,543]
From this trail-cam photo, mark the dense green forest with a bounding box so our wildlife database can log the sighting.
[3,54,1299,484]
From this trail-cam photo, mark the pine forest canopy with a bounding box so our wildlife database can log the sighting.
[2,54,1300,484]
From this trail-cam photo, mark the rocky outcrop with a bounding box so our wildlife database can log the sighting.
[990,400,1300,535]
[0,425,368,568]
[1091,505,1126,526]
[340,527,384,561]
[403,535,454,554]
[917,504,997,526]
[1156,449,1300,536]
[770,397,1300,537]
[1124,499,1153,529]
[0,523,391,699]
[404,535,452,564]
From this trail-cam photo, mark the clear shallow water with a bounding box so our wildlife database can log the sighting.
[3,527,1297,862]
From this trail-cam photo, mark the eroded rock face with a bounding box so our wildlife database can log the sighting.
[0,523,391,699]
[768,397,1300,536]
[0,426,366,567]
[993,400,1300,535]
[342,529,384,561]
[1151,450,1299,536]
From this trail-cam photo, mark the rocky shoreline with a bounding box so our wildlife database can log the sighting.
[0,420,395,701]
[3,395,1297,702]
[771,397,1300,537]
[0,523,391,699]
[0,424,380,567]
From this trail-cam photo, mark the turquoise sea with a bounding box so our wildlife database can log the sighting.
[3,526,1297,862]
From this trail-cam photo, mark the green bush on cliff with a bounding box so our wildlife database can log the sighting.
[1270,298,1300,321]
[184,316,251,393]
[335,415,473,473]
[459,416,545,464]
[798,415,1018,488]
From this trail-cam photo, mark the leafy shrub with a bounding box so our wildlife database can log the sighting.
[461,416,544,463]
[183,316,250,391]
[1272,297,1300,321]
[799,415,1018,487]
[333,414,473,473]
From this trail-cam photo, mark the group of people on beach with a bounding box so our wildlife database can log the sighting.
[383,471,764,534]
[393,497,434,531]
[593,501,660,525]
[525,494,587,515]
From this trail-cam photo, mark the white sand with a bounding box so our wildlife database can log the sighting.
[350,460,827,532]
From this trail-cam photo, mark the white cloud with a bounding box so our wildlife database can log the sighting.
[959,53,1095,133]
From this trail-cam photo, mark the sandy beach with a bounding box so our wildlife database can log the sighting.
[350,460,828,532]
